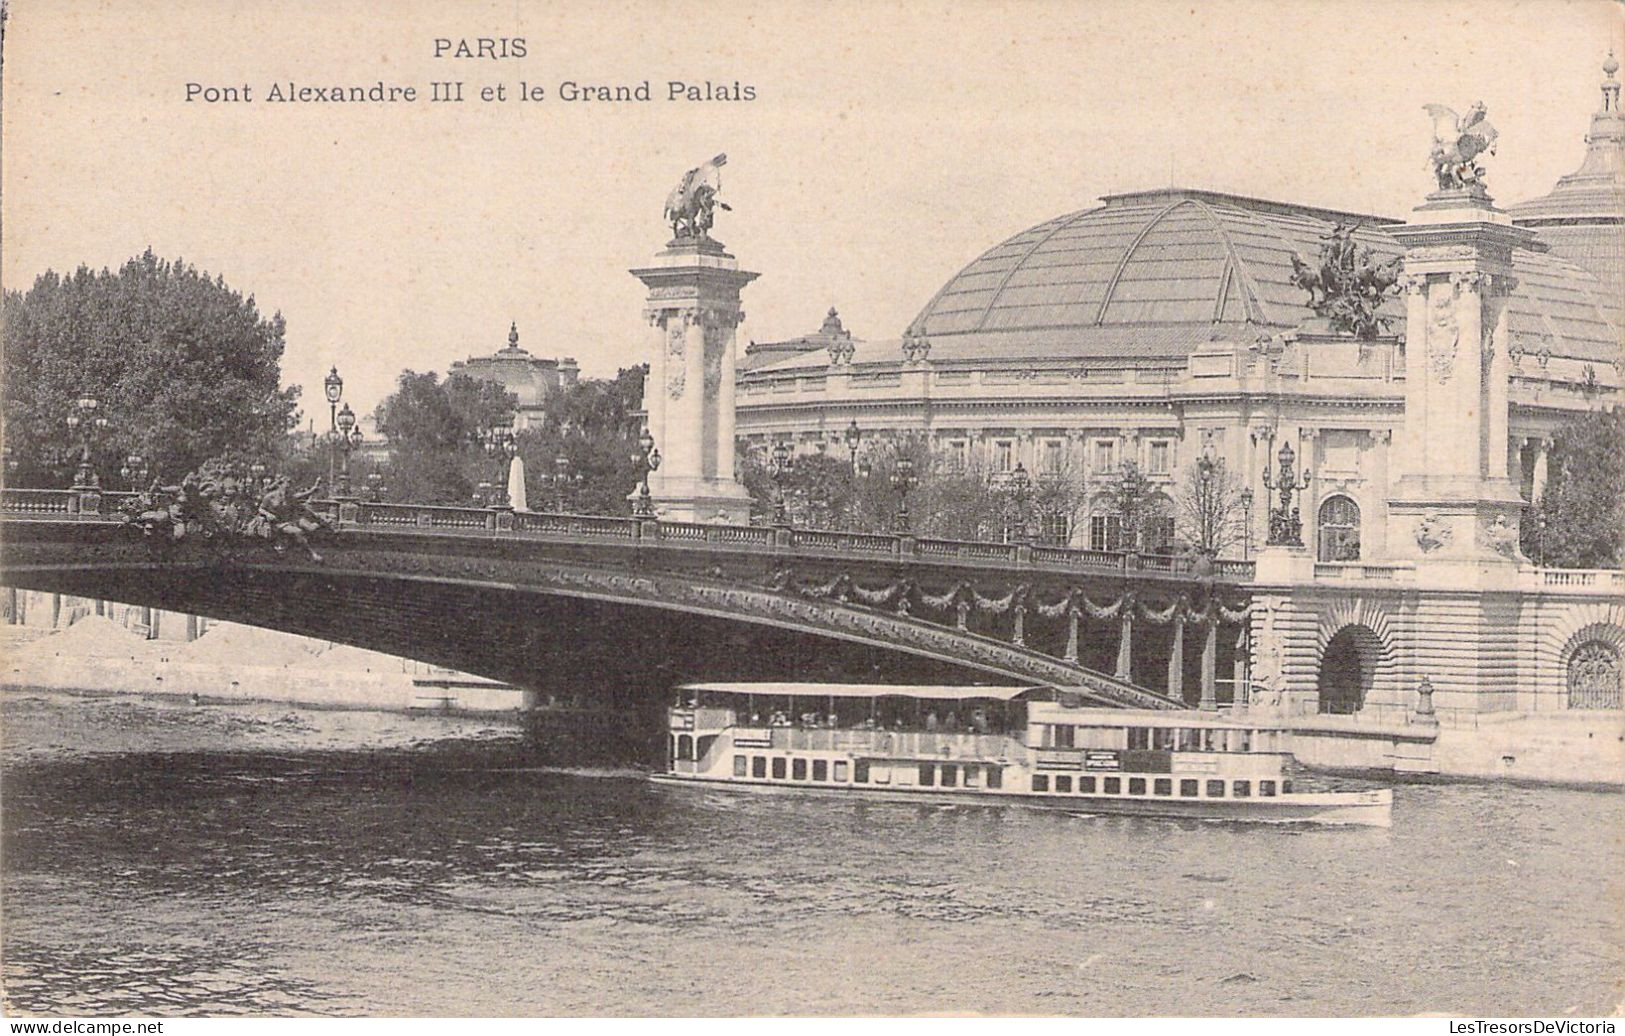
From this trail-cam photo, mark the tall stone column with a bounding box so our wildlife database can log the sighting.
[631,236,758,522]
[1385,186,1532,571]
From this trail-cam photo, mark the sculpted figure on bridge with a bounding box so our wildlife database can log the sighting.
[245,476,332,562]
[664,153,731,240]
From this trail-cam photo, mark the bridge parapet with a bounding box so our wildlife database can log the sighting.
[2,488,1257,585]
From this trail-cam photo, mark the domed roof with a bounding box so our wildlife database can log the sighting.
[908,189,1405,362]
[901,187,1618,367]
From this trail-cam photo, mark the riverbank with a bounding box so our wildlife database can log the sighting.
[1,618,526,716]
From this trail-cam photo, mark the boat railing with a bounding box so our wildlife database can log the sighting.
[770,727,1017,759]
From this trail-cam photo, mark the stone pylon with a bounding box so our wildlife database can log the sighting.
[1386,186,1535,577]
[631,236,758,522]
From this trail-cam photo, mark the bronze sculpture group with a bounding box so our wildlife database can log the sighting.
[123,463,332,562]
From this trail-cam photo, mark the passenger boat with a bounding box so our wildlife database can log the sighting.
[652,682,1392,827]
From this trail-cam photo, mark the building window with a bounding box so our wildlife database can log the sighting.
[1103,777,1122,794]
[771,758,787,779]
[1147,439,1172,476]
[752,756,767,778]
[1055,775,1073,793]
[1040,438,1064,475]
[1568,640,1623,710]
[1089,514,1123,552]
[1146,496,1176,553]
[944,440,969,472]
[1317,495,1362,562]
[993,440,1015,472]
[734,755,748,777]
[1092,439,1116,472]
[792,758,808,780]
[1038,511,1070,546]
[813,759,828,781]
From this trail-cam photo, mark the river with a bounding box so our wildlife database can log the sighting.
[2,689,1620,1016]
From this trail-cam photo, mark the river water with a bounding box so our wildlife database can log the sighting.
[2,689,1621,1017]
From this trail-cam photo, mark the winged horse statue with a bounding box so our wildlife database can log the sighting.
[1424,101,1498,191]
[664,153,732,239]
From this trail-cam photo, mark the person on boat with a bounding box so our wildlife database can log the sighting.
[925,711,939,732]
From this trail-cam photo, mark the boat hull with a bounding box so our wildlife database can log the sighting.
[649,772,1393,827]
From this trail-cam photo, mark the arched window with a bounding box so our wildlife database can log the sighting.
[1317,495,1361,562]
[1568,641,1622,710]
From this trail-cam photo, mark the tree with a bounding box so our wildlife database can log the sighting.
[1,251,299,487]
[513,365,646,514]
[1524,408,1625,568]
[372,371,517,504]
[1174,457,1251,558]
[1103,460,1162,552]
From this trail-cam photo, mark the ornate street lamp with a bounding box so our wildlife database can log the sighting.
[1262,436,1311,547]
[366,470,386,502]
[770,439,795,527]
[121,453,150,491]
[479,423,515,509]
[334,402,362,497]
[1005,461,1033,544]
[890,453,919,533]
[633,426,660,518]
[65,396,109,488]
[844,420,862,472]
[550,454,576,513]
[1240,487,1255,561]
[323,366,344,490]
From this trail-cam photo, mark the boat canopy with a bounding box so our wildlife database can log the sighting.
[678,682,1045,703]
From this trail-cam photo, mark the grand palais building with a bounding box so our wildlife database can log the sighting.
[733,58,1624,561]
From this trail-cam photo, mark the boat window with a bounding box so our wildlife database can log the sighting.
[853,760,868,783]
[1281,779,1292,794]
[1055,775,1072,793]
[1153,728,1174,751]
[874,765,892,785]
[1180,779,1199,796]
[1129,777,1147,795]
[1032,775,1049,792]
[1128,727,1150,750]
[1079,776,1096,794]
[1206,780,1225,797]
[986,766,1002,790]
[1233,780,1251,798]
[733,756,748,777]
[1259,780,1277,797]
[1153,778,1172,796]
[919,764,935,786]
[813,759,828,782]
[1103,777,1121,794]
[792,758,808,781]
[963,766,980,788]
[941,765,957,788]
[1198,729,1215,751]
[1054,725,1075,749]
[834,761,849,782]
[678,734,693,759]
[772,758,787,780]
[752,757,767,779]
[668,735,677,760]
[1238,730,1253,752]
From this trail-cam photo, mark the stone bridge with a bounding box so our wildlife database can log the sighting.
[0,488,1255,712]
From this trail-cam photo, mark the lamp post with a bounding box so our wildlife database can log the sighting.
[549,454,579,513]
[65,396,109,488]
[633,426,660,518]
[334,402,362,497]
[890,453,918,533]
[121,453,150,492]
[323,366,344,491]
[1196,446,1217,555]
[2,445,17,486]
[479,423,515,509]
[365,470,386,502]
[844,420,862,472]
[1261,435,1310,547]
[1005,461,1032,544]
[770,439,794,527]
[1240,487,1254,561]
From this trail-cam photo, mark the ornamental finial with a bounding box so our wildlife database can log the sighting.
[508,322,519,349]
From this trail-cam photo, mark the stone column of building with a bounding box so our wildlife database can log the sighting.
[631,236,758,522]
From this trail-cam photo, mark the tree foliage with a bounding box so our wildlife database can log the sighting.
[1,251,299,487]
[1523,408,1625,569]
[1174,458,1251,558]
[372,371,517,504]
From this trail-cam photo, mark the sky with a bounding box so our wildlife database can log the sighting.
[3,0,1621,427]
